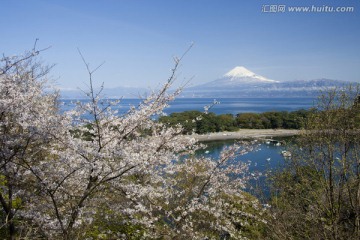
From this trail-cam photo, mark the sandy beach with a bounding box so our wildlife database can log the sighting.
[190,129,300,142]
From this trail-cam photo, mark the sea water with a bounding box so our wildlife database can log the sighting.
[198,138,294,198]
[60,97,315,115]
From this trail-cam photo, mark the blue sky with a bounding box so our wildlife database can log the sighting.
[2,0,360,89]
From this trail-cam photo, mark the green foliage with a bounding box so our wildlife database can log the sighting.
[69,123,96,141]
[81,210,146,239]
[236,109,311,129]
[267,85,360,239]
[159,109,311,134]
[159,111,237,134]
[236,113,264,129]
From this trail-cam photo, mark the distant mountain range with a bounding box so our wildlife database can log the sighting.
[60,66,357,99]
[60,86,149,99]
[180,66,355,98]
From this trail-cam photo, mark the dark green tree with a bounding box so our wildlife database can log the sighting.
[267,85,360,240]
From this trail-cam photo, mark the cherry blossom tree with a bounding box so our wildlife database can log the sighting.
[1,48,266,239]
[0,48,60,239]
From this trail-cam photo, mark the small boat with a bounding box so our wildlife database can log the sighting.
[266,158,271,161]
[281,150,292,158]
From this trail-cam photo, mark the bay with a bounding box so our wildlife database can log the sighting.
[199,138,294,198]
[60,97,315,115]
[198,138,289,173]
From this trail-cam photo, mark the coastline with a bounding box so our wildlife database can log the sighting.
[189,129,300,142]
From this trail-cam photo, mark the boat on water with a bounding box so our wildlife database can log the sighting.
[281,150,292,158]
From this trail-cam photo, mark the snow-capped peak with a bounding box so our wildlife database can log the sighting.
[224,66,257,78]
[224,66,279,83]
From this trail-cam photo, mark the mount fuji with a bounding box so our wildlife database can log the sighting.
[181,66,353,98]
[184,66,281,91]
[219,66,279,84]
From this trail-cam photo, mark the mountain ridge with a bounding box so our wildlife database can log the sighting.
[180,66,355,98]
[60,66,357,99]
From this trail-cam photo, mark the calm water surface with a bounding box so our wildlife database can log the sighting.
[60,97,315,115]
[198,138,293,173]
[199,137,296,197]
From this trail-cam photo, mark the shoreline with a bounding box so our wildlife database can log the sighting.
[189,129,300,142]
